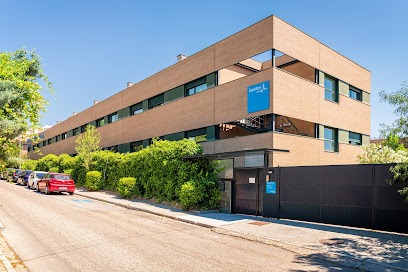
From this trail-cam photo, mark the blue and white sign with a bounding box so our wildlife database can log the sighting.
[247,81,270,113]
[266,181,276,194]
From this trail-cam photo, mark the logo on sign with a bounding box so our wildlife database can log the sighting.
[247,81,270,113]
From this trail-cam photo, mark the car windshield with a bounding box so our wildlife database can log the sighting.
[36,173,46,178]
[26,171,33,175]
[51,174,71,180]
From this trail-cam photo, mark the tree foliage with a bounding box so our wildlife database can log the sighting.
[0,49,53,165]
[357,144,408,164]
[379,82,408,143]
[75,125,101,171]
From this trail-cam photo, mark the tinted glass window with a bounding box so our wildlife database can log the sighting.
[37,173,46,178]
[51,174,71,180]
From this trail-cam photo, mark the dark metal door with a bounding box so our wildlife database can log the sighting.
[232,168,260,215]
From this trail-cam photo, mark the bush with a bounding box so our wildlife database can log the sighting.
[64,169,73,175]
[117,177,136,198]
[21,159,37,170]
[85,171,102,191]
[48,167,59,173]
[36,154,59,171]
[179,181,203,210]
[58,154,76,173]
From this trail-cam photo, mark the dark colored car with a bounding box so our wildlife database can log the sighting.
[16,170,33,186]
[37,173,75,195]
[8,169,23,183]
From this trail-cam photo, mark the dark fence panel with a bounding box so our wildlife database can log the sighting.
[373,164,408,233]
[262,164,408,233]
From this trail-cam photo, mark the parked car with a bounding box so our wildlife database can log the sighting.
[0,168,14,180]
[7,169,23,183]
[37,173,75,195]
[27,171,48,190]
[16,170,33,186]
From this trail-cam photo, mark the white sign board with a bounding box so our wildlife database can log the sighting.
[249,177,256,184]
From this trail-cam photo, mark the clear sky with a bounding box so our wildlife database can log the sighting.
[1,0,407,138]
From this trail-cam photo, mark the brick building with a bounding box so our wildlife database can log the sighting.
[28,15,371,167]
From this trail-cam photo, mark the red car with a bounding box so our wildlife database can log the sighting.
[37,173,75,195]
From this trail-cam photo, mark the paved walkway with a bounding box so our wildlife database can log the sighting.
[75,189,408,272]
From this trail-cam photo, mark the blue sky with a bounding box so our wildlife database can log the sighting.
[1,0,407,138]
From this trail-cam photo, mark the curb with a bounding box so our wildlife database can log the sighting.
[0,225,16,272]
[75,192,407,272]
[74,192,214,228]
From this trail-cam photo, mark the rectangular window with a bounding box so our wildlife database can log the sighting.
[149,94,164,109]
[61,133,67,140]
[324,75,338,102]
[130,141,143,152]
[186,82,208,96]
[28,147,31,152]
[349,132,362,145]
[42,141,46,146]
[73,128,79,136]
[47,139,51,145]
[108,113,118,123]
[96,117,105,127]
[130,103,143,115]
[349,87,362,101]
[56,135,61,142]
[186,128,207,142]
[80,125,87,133]
[324,127,338,152]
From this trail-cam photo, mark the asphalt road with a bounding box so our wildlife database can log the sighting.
[0,180,357,272]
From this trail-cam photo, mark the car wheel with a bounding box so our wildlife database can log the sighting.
[36,184,40,192]
[45,186,50,195]
[69,192,74,195]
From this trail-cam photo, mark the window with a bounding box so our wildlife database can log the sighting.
[56,135,61,142]
[186,83,207,96]
[349,132,362,145]
[47,139,51,145]
[80,125,87,133]
[28,147,31,152]
[324,127,338,152]
[61,133,67,140]
[186,128,207,142]
[130,103,143,115]
[108,113,118,123]
[42,141,46,147]
[149,94,164,109]
[130,141,143,152]
[324,75,338,102]
[349,87,362,101]
[96,117,105,127]
[73,128,79,136]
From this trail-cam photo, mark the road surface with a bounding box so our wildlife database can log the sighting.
[0,180,357,271]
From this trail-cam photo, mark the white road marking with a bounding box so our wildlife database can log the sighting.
[55,197,83,207]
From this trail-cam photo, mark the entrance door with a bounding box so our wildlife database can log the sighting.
[232,168,260,215]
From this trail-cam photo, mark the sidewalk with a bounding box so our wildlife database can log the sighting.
[75,189,408,272]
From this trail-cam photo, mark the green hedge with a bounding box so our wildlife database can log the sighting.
[118,177,136,198]
[26,139,220,210]
[48,167,59,173]
[85,171,102,191]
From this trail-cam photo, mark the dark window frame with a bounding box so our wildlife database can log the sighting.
[108,112,119,123]
[349,86,362,101]
[130,103,143,115]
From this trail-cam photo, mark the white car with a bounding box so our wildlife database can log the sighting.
[27,171,48,190]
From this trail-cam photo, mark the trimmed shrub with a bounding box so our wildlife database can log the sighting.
[36,154,59,171]
[118,177,136,198]
[64,169,73,175]
[179,181,203,210]
[21,159,37,170]
[58,154,76,173]
[85,171,102,191]
[48,167,59,173]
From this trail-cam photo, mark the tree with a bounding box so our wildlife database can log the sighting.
[382,132,406,152]
[379,82,408,202]
[357,143,408,164]
[379,82,408,144]
[75,125,101,171]
[0,49,53,166]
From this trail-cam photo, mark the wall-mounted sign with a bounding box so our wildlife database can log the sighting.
[266,181,276,194]
[249,177,256,184]
[247,81,270,113]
